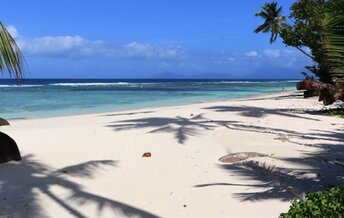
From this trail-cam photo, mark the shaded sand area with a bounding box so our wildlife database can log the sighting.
[1,91,344,217]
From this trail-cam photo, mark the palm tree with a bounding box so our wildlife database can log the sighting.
[296,1,344,105]
[322,0,344,84]
[0,21,24,79]
[254,1,285,44]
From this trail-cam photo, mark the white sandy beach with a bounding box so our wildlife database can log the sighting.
[0,90,343,218]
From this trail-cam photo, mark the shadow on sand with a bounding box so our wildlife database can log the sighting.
[193,105,344,202]
[106,114,236,144]
[204,105,320,121]
[102,110,155,117]
[0,155,158,218]
[194,129,344,202]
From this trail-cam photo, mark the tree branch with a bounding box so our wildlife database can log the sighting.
[295,46,315,60]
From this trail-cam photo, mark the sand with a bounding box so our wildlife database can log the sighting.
[0,90,343,218]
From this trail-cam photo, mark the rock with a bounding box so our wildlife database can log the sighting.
[0,132,22,164]
[0,118,9,126]
[304,90,318,98]
[142,152,151,157]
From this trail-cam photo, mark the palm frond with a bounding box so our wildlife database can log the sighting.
[255,10,270,19]
[0,22,24,79]
[322,2,344,83]
[254,23,270,33]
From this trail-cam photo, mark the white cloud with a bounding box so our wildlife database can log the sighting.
[124,42,185,59]
[10,26,185,60]
[263,49,281,58]
[262,49,302,67]
[258,49,309,68]
[244,51,260,57]
[212,48,309,71]
[17,35,100,58]
[5,25,311,78]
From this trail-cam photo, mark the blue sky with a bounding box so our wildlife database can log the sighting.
[1,0,312,79]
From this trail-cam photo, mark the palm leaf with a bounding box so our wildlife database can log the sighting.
[0,21,24,79]
[322,2,344,83]
[254,23,270,33]
[255,10,270,19]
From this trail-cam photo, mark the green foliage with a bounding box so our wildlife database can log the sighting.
[322,0,344,83]
[254,2,285,43]
[255,0,344,85]
[280,185,344,218]
[281,0,330,82]
[0,21,24,79]
[282,0,325,49]
[323,108,344,118]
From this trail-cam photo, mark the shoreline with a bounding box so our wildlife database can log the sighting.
[6,89,295,122]
[1,90,343,218]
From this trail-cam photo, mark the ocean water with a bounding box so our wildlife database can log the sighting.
[0,79,298,119]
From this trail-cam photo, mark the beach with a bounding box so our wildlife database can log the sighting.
[1,90,343,218]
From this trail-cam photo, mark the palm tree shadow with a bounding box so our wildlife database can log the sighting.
[204,105,321,121]
[194,126,344,202]
[222,122,344,143]
[106,114,236,144]
[197,102,344,202]
[0,155,158,218]
[217,162,320,202]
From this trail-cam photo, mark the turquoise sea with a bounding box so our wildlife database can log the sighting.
[0,79,298,119]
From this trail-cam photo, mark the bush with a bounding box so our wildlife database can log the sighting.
[323,108,344,119]
[280,185,344,218]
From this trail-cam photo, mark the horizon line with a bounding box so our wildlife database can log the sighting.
[0,78,301,80]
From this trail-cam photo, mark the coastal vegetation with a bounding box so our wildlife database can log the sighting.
[280,185,344,217]
[256,1,344,216]
[255,0,344,105]
[323,107,344,118]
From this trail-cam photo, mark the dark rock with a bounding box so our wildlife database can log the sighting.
[0,118,9,126]
[296,77,314,90]
[304,90,318,98]
[319,88,335,105]
[296,81,305,90]
[0,132,22,164]
[297,77,344,105]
